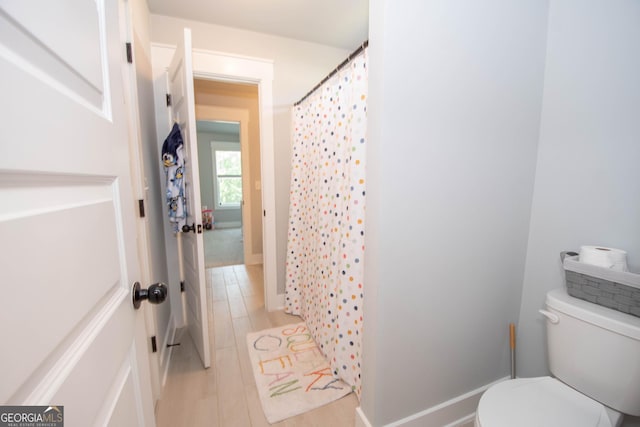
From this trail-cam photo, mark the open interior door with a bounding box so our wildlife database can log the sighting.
[0,1,155,425]
[167,28,211,368]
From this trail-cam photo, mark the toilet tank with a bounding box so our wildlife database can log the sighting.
[544,288,640,416]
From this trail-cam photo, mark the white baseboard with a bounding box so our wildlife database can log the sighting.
[244,253,263,265]
[356,407,373,427]
[272,292,286,311]
[444,413,476,427]
[356,377,508,427]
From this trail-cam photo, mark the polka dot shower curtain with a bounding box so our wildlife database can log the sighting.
[285,48,367,398]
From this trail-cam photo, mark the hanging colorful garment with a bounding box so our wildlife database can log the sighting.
[162,123,187,233]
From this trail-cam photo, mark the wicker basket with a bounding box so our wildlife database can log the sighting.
[562,253,640,317]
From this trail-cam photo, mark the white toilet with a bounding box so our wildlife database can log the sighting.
[475,287,640,427]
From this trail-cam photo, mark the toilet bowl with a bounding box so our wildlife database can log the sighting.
[475,377,622,427]
[475,288,640,427]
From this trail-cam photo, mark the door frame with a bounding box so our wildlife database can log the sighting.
[122,48,162,406]
[119,0,162,403]
[196,106,260,265]
[151,43,279,312]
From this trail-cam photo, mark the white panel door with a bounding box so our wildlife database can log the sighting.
[0,1,154,425]
[167,28,211,368]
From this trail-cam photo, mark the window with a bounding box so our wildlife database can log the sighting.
[214,149,242,208]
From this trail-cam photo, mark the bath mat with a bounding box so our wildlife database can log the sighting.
[246,322,351,423]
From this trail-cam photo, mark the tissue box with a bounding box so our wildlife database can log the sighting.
[563,254,640,317]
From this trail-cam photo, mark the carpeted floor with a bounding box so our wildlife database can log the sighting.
[204,227,244,268]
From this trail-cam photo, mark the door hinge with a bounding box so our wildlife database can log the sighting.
[263,210,266,217]
[166,94,172,107]
[138,199,145,218]
[151,336,157,353]
[125,42,133,64]
[180,281,185,292]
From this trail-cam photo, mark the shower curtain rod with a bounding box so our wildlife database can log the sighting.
[294,40,369,106]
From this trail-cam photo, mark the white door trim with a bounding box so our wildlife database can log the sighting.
[119,0,161,403]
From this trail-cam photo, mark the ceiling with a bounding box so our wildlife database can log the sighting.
[146,0,369,50]
[196,120,239,135]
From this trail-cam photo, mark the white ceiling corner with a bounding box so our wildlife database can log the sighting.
[145,0,369,50]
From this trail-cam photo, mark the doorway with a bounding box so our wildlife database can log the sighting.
[193,79,263,268]
[197,119,245,267]
[153,43,279,314]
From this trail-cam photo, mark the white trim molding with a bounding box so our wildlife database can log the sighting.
[356,377,508,427]
[356,407,373,427]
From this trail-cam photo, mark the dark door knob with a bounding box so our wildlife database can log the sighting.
[182,223,195,233]
[132,282,168,309]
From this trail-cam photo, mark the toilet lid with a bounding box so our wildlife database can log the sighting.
[476,377,614,427]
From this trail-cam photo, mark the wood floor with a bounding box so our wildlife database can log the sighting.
[155,264,359,427]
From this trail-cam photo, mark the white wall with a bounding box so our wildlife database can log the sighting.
[149,15,352,293]
[517,0,640,379]
[363,1,640,425]
[362,0,549,425]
